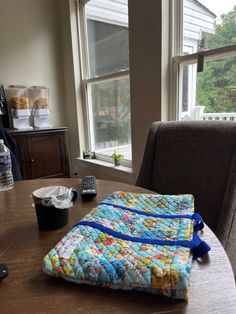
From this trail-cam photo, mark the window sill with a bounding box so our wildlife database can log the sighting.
[76,158,134,184]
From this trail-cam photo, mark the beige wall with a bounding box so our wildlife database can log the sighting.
[0,0,66,127]
[129,0,164,178]
[58,0,81,176]
[0,0,83,177]
[130,0,170,179]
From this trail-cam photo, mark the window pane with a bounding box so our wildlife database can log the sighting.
[183,0,236,54]
[179,56,236,121]
[89,76,131,159]
[85,0,129,77]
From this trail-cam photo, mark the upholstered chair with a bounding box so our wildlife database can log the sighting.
[136,121,236,274]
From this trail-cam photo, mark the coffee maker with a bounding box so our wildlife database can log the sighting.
[0,85,10,128]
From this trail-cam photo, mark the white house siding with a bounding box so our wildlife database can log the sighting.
[86,0,128,26]
[86,0,215,54]
[183,0,216,53]
[181,0,216,121]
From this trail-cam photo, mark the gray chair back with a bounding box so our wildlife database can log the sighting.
[136,121,236,273]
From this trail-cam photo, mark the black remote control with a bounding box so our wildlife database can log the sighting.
[81,176,97,200]
[0,264,8,281]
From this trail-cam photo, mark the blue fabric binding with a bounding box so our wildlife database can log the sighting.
[99,202,193,219]
[192,213,204,231]
[98,202,204,232]
[76,221,211,259]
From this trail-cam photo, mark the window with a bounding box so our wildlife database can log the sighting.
[172,0,236,121]
[79,0,131,162]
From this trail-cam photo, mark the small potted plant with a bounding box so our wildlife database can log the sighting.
[111,151,124,166]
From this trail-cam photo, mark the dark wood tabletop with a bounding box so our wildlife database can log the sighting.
[0,178,236,314]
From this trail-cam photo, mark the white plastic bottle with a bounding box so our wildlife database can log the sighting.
[0,139,14,191]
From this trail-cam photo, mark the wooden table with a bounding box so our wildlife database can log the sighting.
[0,178,236,314]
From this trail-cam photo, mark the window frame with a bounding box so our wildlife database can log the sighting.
[170,0,236,121]
[77,0,131,165]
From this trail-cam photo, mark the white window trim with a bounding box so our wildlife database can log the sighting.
[169,0,182,120]
[84,69,129,84]
[174,44,236,64]
[174,44,236,121]
[77,0,131,167]
[170,0,236,121]
[83,71,132,166]
[77,157,134,184]
[70,0,170,183]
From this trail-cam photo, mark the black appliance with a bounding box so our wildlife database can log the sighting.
[0,84,10,128]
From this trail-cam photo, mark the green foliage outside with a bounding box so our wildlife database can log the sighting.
[196,5,236,113]
[92,77,131,147]
[95,121,131,144]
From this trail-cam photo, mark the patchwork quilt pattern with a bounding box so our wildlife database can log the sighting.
[43,191,210,300]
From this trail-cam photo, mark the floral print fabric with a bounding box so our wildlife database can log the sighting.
[43,192,195,300]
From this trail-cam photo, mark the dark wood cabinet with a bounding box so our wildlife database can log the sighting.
[9,127,70,179]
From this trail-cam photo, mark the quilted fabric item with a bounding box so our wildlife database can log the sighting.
[43,191,210,300]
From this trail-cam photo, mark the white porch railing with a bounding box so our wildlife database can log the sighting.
[195,106,236,121]
[182,106,236,121]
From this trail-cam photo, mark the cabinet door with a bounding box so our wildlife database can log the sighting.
[27,133,68,179]
[13,136,30,180]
